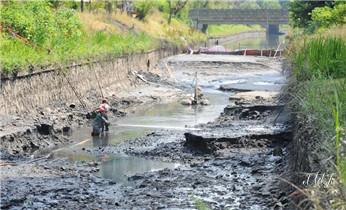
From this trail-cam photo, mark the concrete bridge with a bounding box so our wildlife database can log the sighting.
[189,9,289,34]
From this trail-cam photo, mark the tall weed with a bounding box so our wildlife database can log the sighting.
[292,37,346,80]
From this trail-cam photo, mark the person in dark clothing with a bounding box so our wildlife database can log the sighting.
[91,107,109,136]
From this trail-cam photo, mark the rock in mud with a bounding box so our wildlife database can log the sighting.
[36,123,52,135]
[184,133,216,154]
[181,98,210,106]
[200,99,210,105]
[181,99,193,106]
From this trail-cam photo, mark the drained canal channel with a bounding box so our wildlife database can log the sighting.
[1,54,292,209]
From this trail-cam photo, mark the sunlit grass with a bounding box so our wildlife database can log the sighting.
[0,31,154,74]
[291,37,346,81]
[207,24,264,37]
[289,25,346,207]
[112,10,206,45]
[1,9,206,74]
[78,12,121,34]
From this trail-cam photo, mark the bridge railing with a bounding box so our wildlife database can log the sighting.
[189,9,289,25]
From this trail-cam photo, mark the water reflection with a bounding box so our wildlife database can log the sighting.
[92,133,110,147]
[99,155,179,183]
[224,34,285,50]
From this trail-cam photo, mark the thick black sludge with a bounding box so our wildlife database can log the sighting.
[1,54,292,209]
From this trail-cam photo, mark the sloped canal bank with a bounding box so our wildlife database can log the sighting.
[1,54,292,209]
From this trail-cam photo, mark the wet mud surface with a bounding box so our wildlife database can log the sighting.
[1,54,292,209]
[0,70,183,159]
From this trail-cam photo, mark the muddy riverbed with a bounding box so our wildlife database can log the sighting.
[1,54,292,209]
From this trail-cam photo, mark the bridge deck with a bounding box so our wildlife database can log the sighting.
[189,9,288,25]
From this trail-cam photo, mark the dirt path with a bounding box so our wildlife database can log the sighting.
[0,54,291,209]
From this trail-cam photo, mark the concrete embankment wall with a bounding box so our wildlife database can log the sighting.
[0,47,178,115]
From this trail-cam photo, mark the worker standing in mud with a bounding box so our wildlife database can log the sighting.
[99,98,111,131]
[91,107,110,136]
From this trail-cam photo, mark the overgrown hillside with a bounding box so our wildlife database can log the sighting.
[0,1,205,74]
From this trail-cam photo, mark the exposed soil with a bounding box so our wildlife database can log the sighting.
[1,54,293,210]
[0,68,185,159]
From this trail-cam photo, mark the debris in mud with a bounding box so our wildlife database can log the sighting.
[180,82,210,106]
[184,131,291,151]
[223,104,284,120]
[180,97,210,106]
[229,91,280,105]
[184,133,216,153]
[219,84,252,92]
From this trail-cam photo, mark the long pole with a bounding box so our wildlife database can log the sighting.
[91,63,104,99]
[274,41,282,58]
[59,65,88,111]
[194,72,198,105]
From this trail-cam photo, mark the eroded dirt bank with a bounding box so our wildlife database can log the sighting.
[0,48,181,159]
[1,54,292,209]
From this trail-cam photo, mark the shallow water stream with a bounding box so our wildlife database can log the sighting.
[53,53,285,183]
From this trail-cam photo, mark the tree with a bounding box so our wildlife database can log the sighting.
[257,0,281,9]
[289,0,334,28]
[167,0,189,24]
[239,1,260,9]
[311,3,346,27]
[49,0,61,9]
[105,0,112,14]
[278,0,289,10]
[133,1,156,20]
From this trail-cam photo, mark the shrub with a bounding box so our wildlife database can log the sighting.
[311,3,346,28]
[133,0,157,20]
[0,1,82,48]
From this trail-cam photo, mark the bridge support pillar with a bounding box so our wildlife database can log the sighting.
[192,20,208,33]
[201,24,208,33]
[267,24,279,35]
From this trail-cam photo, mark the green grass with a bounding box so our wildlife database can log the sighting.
[288,26,346,209]
[0,31,155,74]
[293,79,346,185]
[333,87,346,185]
[207,24,264,37]
[291,37,346,81]
[0,1,205,74]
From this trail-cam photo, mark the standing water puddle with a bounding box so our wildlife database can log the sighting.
[54,90,230,183]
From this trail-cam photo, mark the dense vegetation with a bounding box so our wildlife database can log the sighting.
[289,0,346,31]
[0,0,205,74]
[0,0,288,74]
[288,0,346,208]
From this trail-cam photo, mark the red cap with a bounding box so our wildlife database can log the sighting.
[99,107,105,113]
